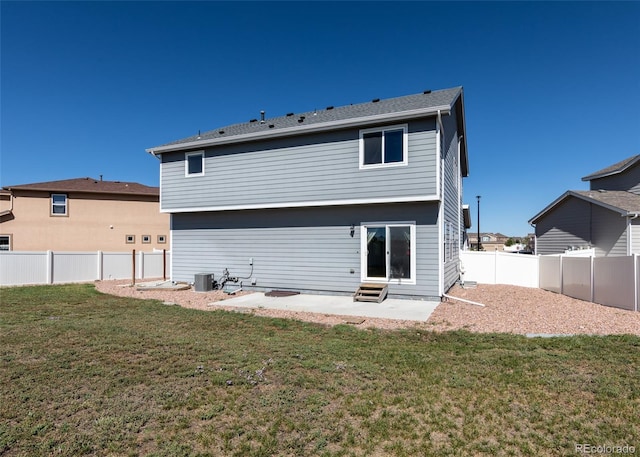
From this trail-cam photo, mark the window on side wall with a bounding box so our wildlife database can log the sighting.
[359,125,408,169]
[0,235,11,251]
[185,151,204,176]
[51,194,68,216]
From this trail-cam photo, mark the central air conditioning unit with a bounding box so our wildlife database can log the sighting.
[194,273,214,292]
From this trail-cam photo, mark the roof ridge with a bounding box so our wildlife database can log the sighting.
[153,86,463,150]
[581,154,640,181]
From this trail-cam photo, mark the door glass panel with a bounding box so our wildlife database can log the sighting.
[366,227,386,278]
[389,226,411,279]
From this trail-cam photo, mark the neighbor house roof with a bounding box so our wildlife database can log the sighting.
[147,86,469,176]
[581,154,640,181]
[529,190,640,224]
[2,177,159,197]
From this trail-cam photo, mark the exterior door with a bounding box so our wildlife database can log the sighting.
[363,224,415,284]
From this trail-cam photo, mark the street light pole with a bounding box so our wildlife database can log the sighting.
[476,195,481,251]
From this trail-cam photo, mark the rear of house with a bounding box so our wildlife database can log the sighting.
[148,87,469,300]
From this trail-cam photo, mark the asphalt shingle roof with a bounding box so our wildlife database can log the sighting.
[581,155,640,181]
[3,177,159,196]
[573,190,640,214]
[157,86,463,148]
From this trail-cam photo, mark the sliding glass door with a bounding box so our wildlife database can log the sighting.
[363,223,415,284]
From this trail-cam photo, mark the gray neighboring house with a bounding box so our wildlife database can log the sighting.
[147,87,470,300]
[529,155,640,256]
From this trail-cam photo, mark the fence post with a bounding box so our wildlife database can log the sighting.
[97,251,103,281]
[139,251,144,280]
[132,249,136,285]
[590,255,595,303]
[633,254,640,312]
[559,255,564,295]
[47,250,53,284]
[163,249,167,281]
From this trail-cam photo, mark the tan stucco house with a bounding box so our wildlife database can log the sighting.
[0,177,169,251]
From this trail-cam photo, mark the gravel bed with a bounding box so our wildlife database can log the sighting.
[93,280,640,335]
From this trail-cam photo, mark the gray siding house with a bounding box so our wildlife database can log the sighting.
[147,87,469,300]
[529,155,640,256]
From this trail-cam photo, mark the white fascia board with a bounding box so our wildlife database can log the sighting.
[160,195,440,213]
[147,106,452,155]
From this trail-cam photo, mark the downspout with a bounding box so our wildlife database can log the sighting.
[626,213,639,256]
[457,136,463,254]
[443,293,486,307]
[148,148,171,279]
[436,110,444,296]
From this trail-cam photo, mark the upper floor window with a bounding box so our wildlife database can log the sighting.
[51,194,67,216]
[359,125,408,169]
[0,235,10,251]
[186,152,204,176]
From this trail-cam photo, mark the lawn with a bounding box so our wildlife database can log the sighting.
[1,284,638,456]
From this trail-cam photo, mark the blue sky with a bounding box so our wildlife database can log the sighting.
[2,1,639,236]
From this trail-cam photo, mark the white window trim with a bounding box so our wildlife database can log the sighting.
[51,193,68,216]
[360,221,417,285]
[185,151,205,177]
[359,124,409,170]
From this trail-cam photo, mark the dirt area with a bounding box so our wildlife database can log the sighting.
[93,280,640,335]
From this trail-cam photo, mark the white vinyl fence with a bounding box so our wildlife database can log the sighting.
[0,250,170,286]
[539,254,638,312]
[459,251,540,288]
[460,250,639,312]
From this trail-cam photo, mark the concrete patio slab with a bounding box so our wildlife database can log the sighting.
[213,292,439,322]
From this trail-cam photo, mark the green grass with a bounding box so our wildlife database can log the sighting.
[1,284,639,456]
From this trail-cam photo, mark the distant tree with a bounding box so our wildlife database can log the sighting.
[505,238,515,247]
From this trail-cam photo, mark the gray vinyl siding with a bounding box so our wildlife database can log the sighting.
[589,165,640,195]
[535,197,629,256]
[632,219,640,254]
[591,204,627,256]
[170,203,441,299]
[441,110,462,291]
[535,198,592,255]
[160,120,437,212]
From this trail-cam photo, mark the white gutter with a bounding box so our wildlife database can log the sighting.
[147,105,453,155]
